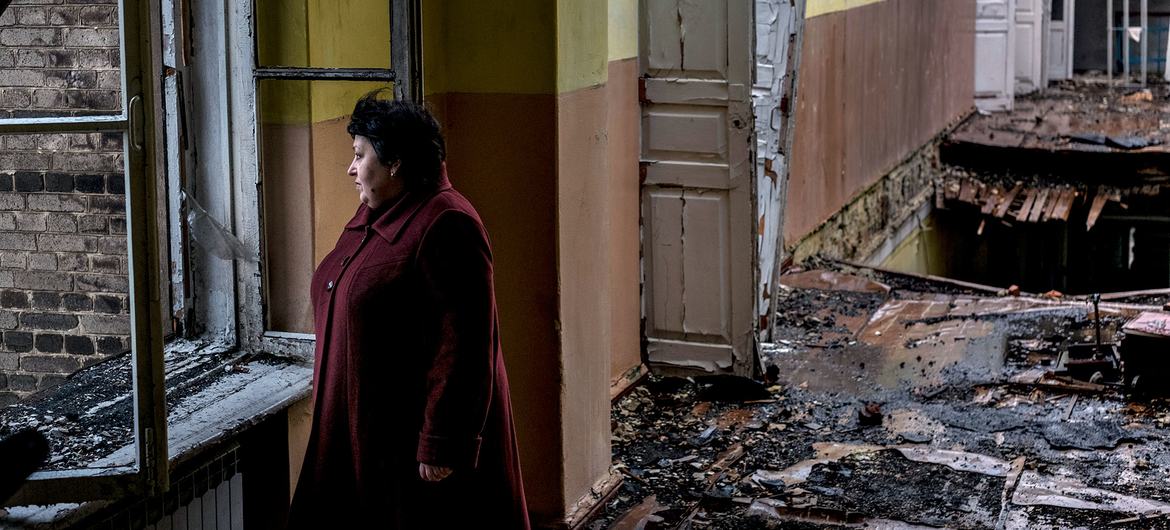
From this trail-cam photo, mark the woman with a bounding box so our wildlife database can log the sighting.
[289,91,530,529]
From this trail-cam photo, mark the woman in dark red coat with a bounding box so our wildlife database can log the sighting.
[289,91,530,529]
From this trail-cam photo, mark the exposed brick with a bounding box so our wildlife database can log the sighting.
[47,7,78,26]
[0,88,32,108]
[0,213,13,231]
[99,132,121,150]
[0,251,25,269]
[79,313,127,334]
[108,216,125,234]
[78,214,106,234]
[28,194,84,212]
[0,352,16,370]
[15,212,46,231]
[43,173,74,192]
[0,372,6,390]
[64,28,117,47]
[14,7,48,26]
[20,354,79,373]
[0,193,19,209]
[93,293,120,314]
[38,374,66,391]
[0,175,11,193]
[74,173,104,193]
[51,152,120,172]
[90,255,119,274]
[75,273,126,293]
[31,291,60,310]
[105,174,124,194]
[0,50,12,68]
[14,171,42,192]
[95,335,123,355]
[4,331,33,352]
[9,374,37,391]
[0,151,51,171]
[13,49,46,69]
[27,253,56,271]
[5,135,36,150]
[61,133,94,150]
[58,253,86,272]
[13,270,72,291]
[0,233,36,251]
[34,333,62,353]
[0,310,12,330]
[77,49,111,69]
[79,6,115,26]
[43,70,97,89]
[46,49,76,68]
[97,236,125,255]
[0,28,61,47]
[61,293,91,311]
[0,290,29,309]
[20,312,78,331]
[64,334,93,355]
[0,392,20,407]
[45,213,77,232]
[97,70,119,90]
[37,233,93,252]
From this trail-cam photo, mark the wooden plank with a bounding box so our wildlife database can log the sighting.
[1050,189,1073,221]
[993,183,1023,218]
[1086,191,1109,231]
[981,185,1002,214]
[959,179,976,204]
[1057,188,1071,221]
[1041,188,1061,221]
[1028,188,1050,223]
[1015,188,1037,222]
[944,177,960,200]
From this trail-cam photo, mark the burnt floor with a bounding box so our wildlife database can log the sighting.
[588,265,1170,529]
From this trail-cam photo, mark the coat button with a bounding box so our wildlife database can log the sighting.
[326,280,335,291]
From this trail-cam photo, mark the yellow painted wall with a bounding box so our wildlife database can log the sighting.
[607,0,637,61]
[423,0,556,95]
[558,0,608,92]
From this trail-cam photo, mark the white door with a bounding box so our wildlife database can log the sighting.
[640,0,755,375]
[1015,0,1045,93]
[1047,0,1074,80]
[976,0,1017,111]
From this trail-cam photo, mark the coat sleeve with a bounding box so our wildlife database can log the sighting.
[414,210,496,470]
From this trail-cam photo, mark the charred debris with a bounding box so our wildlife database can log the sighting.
[589,260,1170,529]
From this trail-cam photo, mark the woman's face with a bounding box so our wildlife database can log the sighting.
[349,135,403,209]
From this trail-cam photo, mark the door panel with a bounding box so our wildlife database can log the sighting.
[640,0,754,375]
[976,0,1016,111]
[1015,0,1044,93]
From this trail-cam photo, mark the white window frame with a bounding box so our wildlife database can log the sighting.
[0,0,171,505]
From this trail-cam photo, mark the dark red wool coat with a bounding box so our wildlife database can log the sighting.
[288,176,529,529]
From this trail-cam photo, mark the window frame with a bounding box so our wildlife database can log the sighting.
[0,0,171,505]
[242,0,420,359]
[0,0,421,509]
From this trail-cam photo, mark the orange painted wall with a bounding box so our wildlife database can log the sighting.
[785,0,975,243]
[606,57,642,386]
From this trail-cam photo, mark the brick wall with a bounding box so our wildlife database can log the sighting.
[0,0,128,405]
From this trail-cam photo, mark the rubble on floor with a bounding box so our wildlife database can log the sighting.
[589,264,1170,529]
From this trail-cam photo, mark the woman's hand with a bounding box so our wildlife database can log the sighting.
[419,462,453,482]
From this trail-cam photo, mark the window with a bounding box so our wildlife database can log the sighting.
[0,0,171,504]
[0,0,419,509]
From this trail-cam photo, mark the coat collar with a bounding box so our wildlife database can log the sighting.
[344,173,453,243]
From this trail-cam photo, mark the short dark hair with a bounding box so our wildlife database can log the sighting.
[347,89,446,192]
